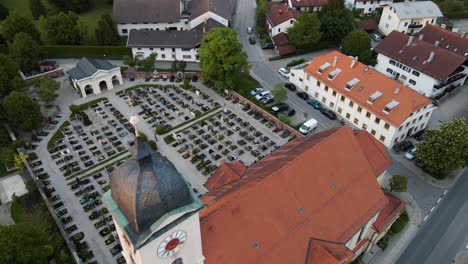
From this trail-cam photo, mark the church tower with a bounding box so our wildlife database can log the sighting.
[103,134,205,264]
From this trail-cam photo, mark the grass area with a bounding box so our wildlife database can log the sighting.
[69,97,108,113]
[42,45,131,59]
[47,120,71,150]
[65,151,129,181]
[390,175,408,192]
[3,0,113,45]
[156,106,223,135]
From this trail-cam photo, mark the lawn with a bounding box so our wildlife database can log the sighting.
[3,0,113,45]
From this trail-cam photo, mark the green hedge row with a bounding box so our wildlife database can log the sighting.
[444,11,468,19]
[41,45,132,59]
[69,98,108,113]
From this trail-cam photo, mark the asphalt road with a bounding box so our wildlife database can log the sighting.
[397,169,468,264]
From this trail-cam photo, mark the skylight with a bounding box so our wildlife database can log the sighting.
[368,90,382,104]
[345,78,360,91]
[317,62,331,74]
[384,100,400,113]
[327,68,341,80]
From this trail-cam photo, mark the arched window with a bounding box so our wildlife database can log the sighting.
[172,258,183,264]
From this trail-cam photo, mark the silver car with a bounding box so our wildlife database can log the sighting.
[404,147,417,160]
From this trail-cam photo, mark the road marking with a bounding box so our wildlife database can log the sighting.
[436,198,442,204]
[423,215,429,221]
[443,189,448,195]
[430,206,435,212]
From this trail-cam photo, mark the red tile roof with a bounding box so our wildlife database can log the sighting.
[306,239,354,264]
[353,130,391,176]
[374,31,466,80]
[204,162,246,190]
[304,51,432,127]
[289,0,328,8]
[267,5,299,27]
[278,44,297,56]
[272,33,297,56]
[200,126,390,264]
[373,194,406,233]
[416,24,468,58]
[356,19,378,31]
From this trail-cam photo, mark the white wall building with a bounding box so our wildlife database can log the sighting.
[345,0,392,15]
[378,1,442,36]
[67,58,123,98]
[290,51,436,147]
[287,0,328,12]
[374,30,468,98]
[266,5,299,38]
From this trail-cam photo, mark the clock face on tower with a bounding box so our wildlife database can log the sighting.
[157,231,187,258]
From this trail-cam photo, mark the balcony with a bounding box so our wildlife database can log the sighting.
[408,24,423,29]
[433,73,467,89]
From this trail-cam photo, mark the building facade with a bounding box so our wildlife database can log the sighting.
[287,0,328,12]
[378,1,442,36]
[266,5,299,38]
[290,51,435,147]
[345,0,393,15]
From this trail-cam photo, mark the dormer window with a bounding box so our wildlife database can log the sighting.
[368,90,382,104]
[328,68,341,80]
[384,100,399,113]
[345,78,360,91]
[317,62,331,74]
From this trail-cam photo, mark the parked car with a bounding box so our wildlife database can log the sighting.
[79,197,89,205]
[320,108,337,120]
[250,87,264,96]
[249,36,256,44]
[296,91,309,100]
[93,173,103,179]
[261,42,275,49]
[247,27,253,34]
[413,130,426,141]
[370,33,382,42]
[394,140,414,153]
[299,118,318,134]
[260,96,274,105]
[404,147,417,161]
[255,91,271,100]
[283,108,296,117]
[271,103,289,114]
[278,68,290,78]
[307,99,322,110]
[53,201,64,209]
[71,183,79,190]
[58,208,68,216]
[284,83,296,91]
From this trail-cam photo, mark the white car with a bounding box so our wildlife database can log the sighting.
[278,68,290,78]
[247,27,253,34]
[255,91,271,100]
[250,87,264,96]
[404,147,417,161]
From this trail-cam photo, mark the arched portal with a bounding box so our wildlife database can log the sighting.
[112,75,120,85]
[84,85,93,95]
[99,80,108,91]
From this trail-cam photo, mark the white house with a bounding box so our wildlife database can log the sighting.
[374,30,468,98]
[67,58,123,98]
[289,51,435,147]
[266,5,299,37]
[345,0,392,15]
[287,0,328,12]
[378,1,442,36]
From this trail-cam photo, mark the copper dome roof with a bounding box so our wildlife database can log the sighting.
[110,138,194,233]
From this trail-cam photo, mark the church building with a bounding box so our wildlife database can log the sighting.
[103,125,406,264]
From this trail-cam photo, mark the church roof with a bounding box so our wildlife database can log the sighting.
[199,126,391,263]
[110,137,196,233]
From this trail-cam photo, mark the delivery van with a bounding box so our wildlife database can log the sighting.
[299,118,318,134]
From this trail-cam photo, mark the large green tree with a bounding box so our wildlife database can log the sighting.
[0,34,8,54]
[271,84,288,103]
[415,118,468,178]
[323,0,344,11]
[30,0,46,20]
[0,224,53,263]
[46,12,86,45]
[198,27,249,90]
[0,3,9,21]
[49,0,92,13]
[256,0,268,34]
[35,77,60,106]
[3,91,43,130]
[320,9,355,44]
[0,54,24,97]
[1,14,41,42]
[9,32,42,72]
[95,14,120,46]
[287,13,321,51]
[340,29,375,65]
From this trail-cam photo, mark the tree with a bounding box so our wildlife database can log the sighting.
[30,0,46,20]
[0,54,24,97]
[1,14,41,42]
[137,53,156,72]
[271,84,288,103]
[287,13,321,51]
[9,32,42,72]
[278,114,291,125]
[95,14,120,46]
[0,224,53,263]
[0,34,8,54]
[340,29,375,65]
[440,0,464,13]
[256,0,268,34]
[324,0,344,11]
[415,118,468,179]
[46,12,86,45]
[0,4,9,21]
[35,77,60,106]
[49,0,92,13]
[0,146,15,169]
[2,91,43,130]
[123,55,135,67]
[14,152,28,170]
[198,27,249,90]
[320,9,355,44]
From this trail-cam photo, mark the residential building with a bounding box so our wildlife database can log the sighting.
[289,51,435,147]
[287,0,328,12]
[67,58,122,98]
[104,125,406,264]
[272,33,297,56]
[267,5,299,38]
[346,0,392,15]
[378,1,442,36]
[374,30,468,98]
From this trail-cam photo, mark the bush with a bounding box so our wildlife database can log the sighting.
[155,125,170,135]
[390,175,407,192]
[69,98,107,113]
[389,211,409,235]
[286,58,306,68]
[28,152,38,160]
[163,135,175,144]
[193,110,202,117]
[377,235,390,251]
[138,131,148,141]
[79,112,92,126]
[148,140,157,150]
[41,45,132,59]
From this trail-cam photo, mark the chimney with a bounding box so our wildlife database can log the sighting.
[418,34,424,41]
[441,23,446,29]
[407,35,414,46]
[427,51,435,62]
[333,56,338,66]
[350,56,358,68]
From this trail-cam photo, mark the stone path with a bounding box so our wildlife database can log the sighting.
[0,203,14,226]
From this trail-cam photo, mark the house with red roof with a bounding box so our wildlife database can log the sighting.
[266,5,300,56]
[287,0,328,12]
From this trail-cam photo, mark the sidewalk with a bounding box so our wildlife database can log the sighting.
[371,192,422,264]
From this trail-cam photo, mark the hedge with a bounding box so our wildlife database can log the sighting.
[389,211,409,235]
[444,11,468,19]
[69,98,108,113]
[286,58,306,68]
[41,45,132,59]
